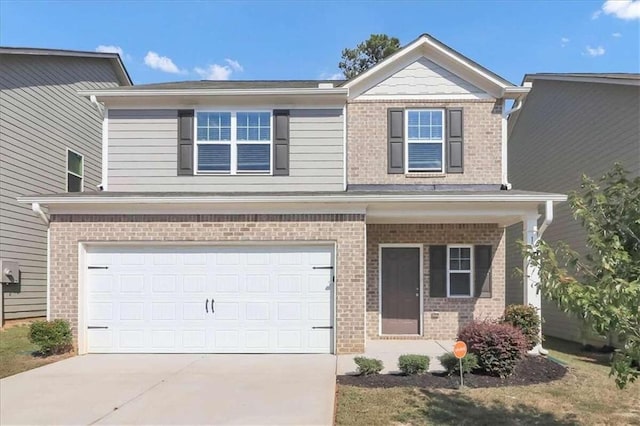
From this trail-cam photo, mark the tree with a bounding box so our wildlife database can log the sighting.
[523,164,640,388]
[339,34,400,79]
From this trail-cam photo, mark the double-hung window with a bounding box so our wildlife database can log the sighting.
[66,149,84,192]
[447,245,473,297]
[406,109,445,172]
[196,111,272,174]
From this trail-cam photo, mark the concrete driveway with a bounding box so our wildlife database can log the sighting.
[0,354,336,425]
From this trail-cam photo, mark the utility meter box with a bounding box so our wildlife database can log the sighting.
[1,260,20,284]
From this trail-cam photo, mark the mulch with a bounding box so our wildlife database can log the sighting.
[337,356,567,389]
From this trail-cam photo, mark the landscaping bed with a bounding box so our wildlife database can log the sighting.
[337,355,567,389]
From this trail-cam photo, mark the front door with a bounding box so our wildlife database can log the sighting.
[381,247,421,335]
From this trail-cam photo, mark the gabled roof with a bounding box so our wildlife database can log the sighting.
[524,73,640,86]
[0,46,133,86]
[343,33,525,99]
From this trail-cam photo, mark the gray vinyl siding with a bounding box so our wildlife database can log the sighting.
[107,109,345,192]
[506,79,640,343]
[0,54,121,319]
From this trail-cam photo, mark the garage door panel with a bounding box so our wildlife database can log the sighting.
[86,245,333,354]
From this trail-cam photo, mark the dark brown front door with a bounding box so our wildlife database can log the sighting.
[381,247,421,334]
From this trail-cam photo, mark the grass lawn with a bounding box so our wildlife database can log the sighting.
[335,337,640,426]
[0,324,73,379]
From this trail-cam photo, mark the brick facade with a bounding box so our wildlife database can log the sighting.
[347,100,503,185]
[366,223,506,340]
[49,214,366,354]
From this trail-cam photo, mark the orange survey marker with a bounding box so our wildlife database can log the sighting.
[453,341,467,359]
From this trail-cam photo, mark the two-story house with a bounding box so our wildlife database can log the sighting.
[0,47,131,325]
[506,73,640,345]
[20,35,564,355]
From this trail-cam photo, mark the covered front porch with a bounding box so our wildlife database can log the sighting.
[361,192,566,354]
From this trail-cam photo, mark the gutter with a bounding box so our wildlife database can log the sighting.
[89,95,106,117]
[77,87,349,98]
[501,98,525,190]
[32,203,49,225]
[18,193,568,205]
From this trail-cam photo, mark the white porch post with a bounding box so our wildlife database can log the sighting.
[523,215,545,355]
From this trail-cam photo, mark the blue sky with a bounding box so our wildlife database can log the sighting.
[1,1,638,85]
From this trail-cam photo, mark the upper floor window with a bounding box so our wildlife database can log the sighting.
[196,111,272,174]
[447,245,473,297]
[66,149,83,192]
[406,109,444,172]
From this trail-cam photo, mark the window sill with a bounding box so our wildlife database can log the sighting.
[405,172,446,178]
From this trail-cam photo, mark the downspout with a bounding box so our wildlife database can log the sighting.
[32,202,49,226]
[89,95,108,191]
[501,98,524,190]
[32,203,51,320]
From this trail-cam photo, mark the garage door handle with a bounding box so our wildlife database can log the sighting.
[88,326,108,329]
[205,299,209,313]
[312,326,333,329]
[211,298,215,314]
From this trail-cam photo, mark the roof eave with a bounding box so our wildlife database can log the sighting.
[18,193,568,205]
[77,87,349,100]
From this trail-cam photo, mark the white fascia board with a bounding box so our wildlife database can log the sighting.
[19,193,568,205]
[77,87,349,98]
[524,75,640,87]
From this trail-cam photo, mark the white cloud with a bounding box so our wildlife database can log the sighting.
[561,37,570,47]
[585,45,606,57]
[224,58,243,72]
[612,32,623,37]
[319,71,344,80]
[602,0,640,20]
[194,64,233,80]
[144,51,182,73]
[95,45,123,56]
[194,59,244,80]
[592,10,603,19]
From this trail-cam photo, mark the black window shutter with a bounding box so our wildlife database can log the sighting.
[273,110,290,176]
[446,108,464,173]
[177,110,194,175]
[387,108,404,174]
[429,245,447,297]
[474,245,492,298]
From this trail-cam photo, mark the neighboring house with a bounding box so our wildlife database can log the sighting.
[0,48,132,325]
[20,34,564,355]
[506,73,640,344]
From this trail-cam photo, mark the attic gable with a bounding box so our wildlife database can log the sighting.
[359,56,487,100]
[345,34,523,100]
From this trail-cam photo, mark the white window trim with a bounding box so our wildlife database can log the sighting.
[66,148,84,193]
[194,109,273,175]
[446,244,473,298]
[405,108,446,173]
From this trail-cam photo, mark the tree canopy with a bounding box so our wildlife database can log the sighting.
[338,34,400,79]
[523,164,640,388]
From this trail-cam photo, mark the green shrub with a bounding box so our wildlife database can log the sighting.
[438,352,479,376]
[458,320,529,378]
[28,319,73,356]
[398,354,430,375]
[503,304,541,350]
[354,356,384,375]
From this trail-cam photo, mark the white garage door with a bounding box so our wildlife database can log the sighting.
[85,245,334,354]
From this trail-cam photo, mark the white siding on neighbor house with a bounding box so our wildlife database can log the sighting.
[107,109,345,192]
[506,79,640,343]
[359,57,485,98]
[0,54,121,319]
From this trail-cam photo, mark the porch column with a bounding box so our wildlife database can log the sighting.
[523,215,545,355]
